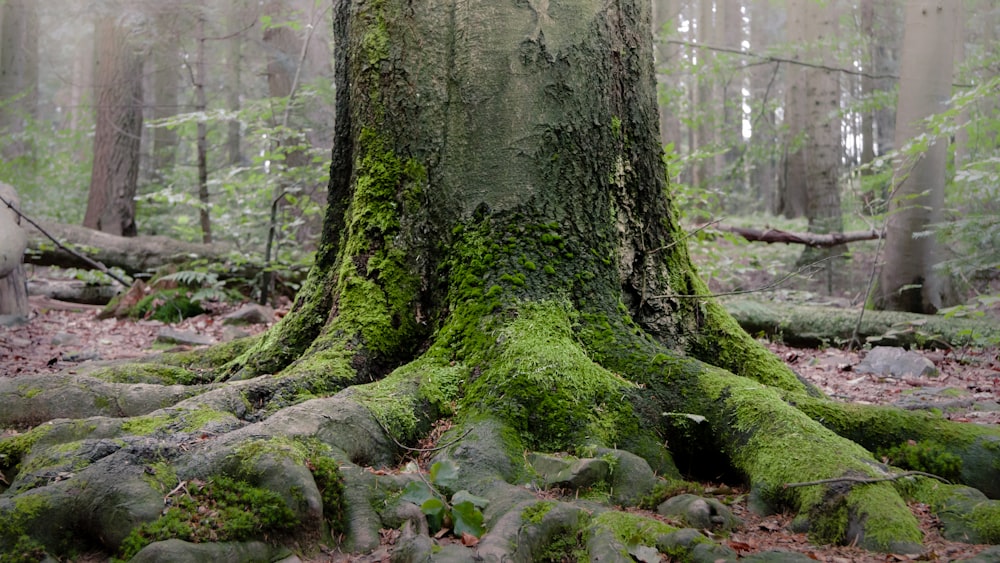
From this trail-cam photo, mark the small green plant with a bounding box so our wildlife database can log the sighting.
[399,460,488,538]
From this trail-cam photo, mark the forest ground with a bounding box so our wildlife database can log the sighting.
[1,232,998,562]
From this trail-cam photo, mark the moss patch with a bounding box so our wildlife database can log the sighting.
[463,301,640,451]
[116,475,298,560]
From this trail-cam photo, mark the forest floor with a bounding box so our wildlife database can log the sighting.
[2,253,999,561]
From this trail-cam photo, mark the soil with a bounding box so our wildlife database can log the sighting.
[1,292,998,562]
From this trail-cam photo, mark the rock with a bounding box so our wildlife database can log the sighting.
[657,494,742,531]
[154,328,214,346]
[856,346,937,378]
[50,333,80,346]
[221,326,251,342]
[528,452,609,490]
[3,335,31,347]
[957,546,1000,562]
[222,303,274,325]
[593,447,657,505]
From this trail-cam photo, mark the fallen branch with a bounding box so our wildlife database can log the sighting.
[701,223,881,248]
[0,193,131,287]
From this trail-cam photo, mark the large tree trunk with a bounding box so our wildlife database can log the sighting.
[877,0,958,313]
[83,14,145,237]
[2,2,999,561]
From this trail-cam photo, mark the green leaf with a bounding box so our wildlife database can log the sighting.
[451,501,485,538]
[420,498,447,532]
[451,490,489,510]
[429,460,460,493]
[400,481,434,506]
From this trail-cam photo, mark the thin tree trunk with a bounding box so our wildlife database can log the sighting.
[151,15,181,181]
[195,13,212,244]
[83,15,144,237]
[779,0,808,218]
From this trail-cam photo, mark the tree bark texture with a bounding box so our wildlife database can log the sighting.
[83,15,145,238]
[2,2,999,561]
[877,0,957,313]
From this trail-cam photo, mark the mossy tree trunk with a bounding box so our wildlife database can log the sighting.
[2,1,999,561]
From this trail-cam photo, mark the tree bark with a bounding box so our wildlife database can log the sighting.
[83,15,145,238]
[2,2,998,561]
[877,0,958,313]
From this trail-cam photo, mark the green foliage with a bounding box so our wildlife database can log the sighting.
[398,461,488,538]
[0,108,92,223]
[116,475,298,561]
[134,289,206,323]
[879,441,963,483]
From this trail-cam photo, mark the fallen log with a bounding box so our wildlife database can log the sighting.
[704,224,881,248]
[25,221,230,276]
[725,299,1000,348]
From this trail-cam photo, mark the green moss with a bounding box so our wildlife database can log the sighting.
[87,364,208,386]
[0,492,51,563]
[120,414,172,436]
[543,264,556,275]
[590,510,676,546]
[15,386,41,399]
[0,427,52,473]
[696,369,922,550]
[463,301,640,451]
[334,128,424,359]
[117,475,298,561]
[141,462,178,495]
[879,440,962,482]
[521,501,555,524]
[120,407,233,437]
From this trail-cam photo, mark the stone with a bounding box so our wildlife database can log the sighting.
[154,328,214,346]
[222,303,274,325]
[657,493,742,531]
[51,333,80,346]
[855,346,937,378]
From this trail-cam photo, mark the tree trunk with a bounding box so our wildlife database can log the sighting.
[2,2,999,561]
[83,15,145,237]
[877,0,958,313]
[151,13,181,181]
[779,0,808,218]
[0,0,39,161]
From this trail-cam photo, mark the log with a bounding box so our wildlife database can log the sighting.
[725,299,1000,348]
[24,221,230,276]
[705,224,881,248]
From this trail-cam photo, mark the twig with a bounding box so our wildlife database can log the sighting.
[368,409,472,453]
[0,193,131,287]
[784,470,950,489]
[648,255,843,300]
[667,39,975,88]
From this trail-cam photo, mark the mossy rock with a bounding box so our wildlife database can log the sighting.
[657,494,742,532]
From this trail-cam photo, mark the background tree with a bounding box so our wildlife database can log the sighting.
[2,2,999,561]
[876,0,958,313]
[0,0,39,161]
[83,11,147,237]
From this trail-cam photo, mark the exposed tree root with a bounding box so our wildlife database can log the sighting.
[3,300,998,561]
